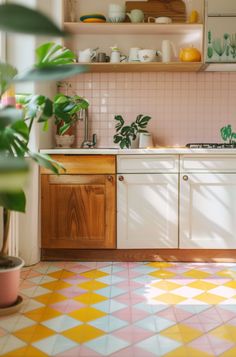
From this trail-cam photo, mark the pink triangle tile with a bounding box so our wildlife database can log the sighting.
[113,325,155,344]
[50,299,85,313]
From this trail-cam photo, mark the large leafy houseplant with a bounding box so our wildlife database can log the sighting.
[113,114,152,149]
[0,3,87,308]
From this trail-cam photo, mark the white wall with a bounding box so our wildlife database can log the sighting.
[6,0,63,265]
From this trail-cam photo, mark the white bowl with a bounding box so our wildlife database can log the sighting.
[138,49,157,62]
[107,14,126,23]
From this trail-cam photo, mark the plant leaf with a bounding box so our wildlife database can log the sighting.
[0,63,18,96]
[0,156,29,192]
[0,4,67,37]
[221,125,232,141]
[0,107,23,129]
[59,123,71,135]
[28,152,65,174]
[14,65,88,82]
[0,190,26,212]
[36,43,76,67]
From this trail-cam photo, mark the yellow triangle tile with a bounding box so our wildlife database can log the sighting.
[149,270,176,279]
[183,270,211,279]
[48,270,76,279]
[150,280,181,291]
[155,293,186,304]
[216,270,236,278]
[34,292,66,304]
[1,346,48,357]
[188,280,216,291]
[224,325,236,342]
[63,324,105,343]
[220,346,236,357]
[224,281,236,289]
[209,325,233,341]
[78,280,108,291]
[160,324,182,342]
[40,280,72,291]
[165,346,213,357]
[194,292,225,304]
[14,324,54,343]
[69,307,106,322]
[80,270,109,279]
[74,292,108,304]
[185,347,214,357]
[147,262,173,268]
[164,346,188,357]
[25,306,61,322]
[178,324,203,343]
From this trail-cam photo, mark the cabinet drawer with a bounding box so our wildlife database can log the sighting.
[180,155,236,172]
[40,155,116,174]
[117,155,178,173]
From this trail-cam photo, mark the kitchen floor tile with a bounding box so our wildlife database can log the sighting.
[2,261,236,356]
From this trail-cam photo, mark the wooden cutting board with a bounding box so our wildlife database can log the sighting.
[126,0,186,23]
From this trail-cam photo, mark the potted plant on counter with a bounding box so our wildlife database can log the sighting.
[113,114,152,149]
[0,3,87,313]
[54,93,89,148]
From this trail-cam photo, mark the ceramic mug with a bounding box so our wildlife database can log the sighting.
[126,9,144,23]
[96,52,110,62]
[138,49,157,62]
[110,51,127,63]
[148,16,172,24]
[78,48,97,63]
[128,47,141,62]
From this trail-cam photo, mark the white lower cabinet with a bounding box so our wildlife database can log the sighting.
[117,173,178,249]
[179,173,236,249]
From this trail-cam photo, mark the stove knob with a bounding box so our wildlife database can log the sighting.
[183,175,189,181]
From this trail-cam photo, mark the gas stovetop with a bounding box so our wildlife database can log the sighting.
[186,143,236,149]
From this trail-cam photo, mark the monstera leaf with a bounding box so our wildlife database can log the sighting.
[0,3,67,37]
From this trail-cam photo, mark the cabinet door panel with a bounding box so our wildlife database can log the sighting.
[117,174,178,248]
[180,173,236,249]
[41,175,115,249]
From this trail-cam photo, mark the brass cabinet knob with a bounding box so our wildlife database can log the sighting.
[183,175,189,181]
[118,176,124,181]
[107,175,113,182]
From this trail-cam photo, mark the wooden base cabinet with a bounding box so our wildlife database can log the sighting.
[41,156,116,250]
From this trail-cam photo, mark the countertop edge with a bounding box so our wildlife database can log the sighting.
[40,148,236,155]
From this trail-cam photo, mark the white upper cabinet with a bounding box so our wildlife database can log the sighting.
[206,0,236,15]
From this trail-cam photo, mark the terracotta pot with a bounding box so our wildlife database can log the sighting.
[0,256,24,308]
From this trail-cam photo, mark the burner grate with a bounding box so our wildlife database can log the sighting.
[186,143,236,149]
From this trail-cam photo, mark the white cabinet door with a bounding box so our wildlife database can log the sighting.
[117,174,178,249]
[180,173,236,249]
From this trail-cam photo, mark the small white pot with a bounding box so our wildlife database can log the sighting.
[130,134,139,149]
[55,135,75,148]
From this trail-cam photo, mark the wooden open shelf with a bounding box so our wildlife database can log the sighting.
[65,22,203,35]
[75,62,205,73]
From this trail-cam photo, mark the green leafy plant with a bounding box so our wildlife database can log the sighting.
[220,124,236,143]
[0,4,87,267]
[113,114,151,149]
[54,93,89,135]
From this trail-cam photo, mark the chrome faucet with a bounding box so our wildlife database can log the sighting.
[80,108,97,148]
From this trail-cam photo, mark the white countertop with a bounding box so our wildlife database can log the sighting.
[40,147,236,155]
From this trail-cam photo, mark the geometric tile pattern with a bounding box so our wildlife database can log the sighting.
[1,261,236,356]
